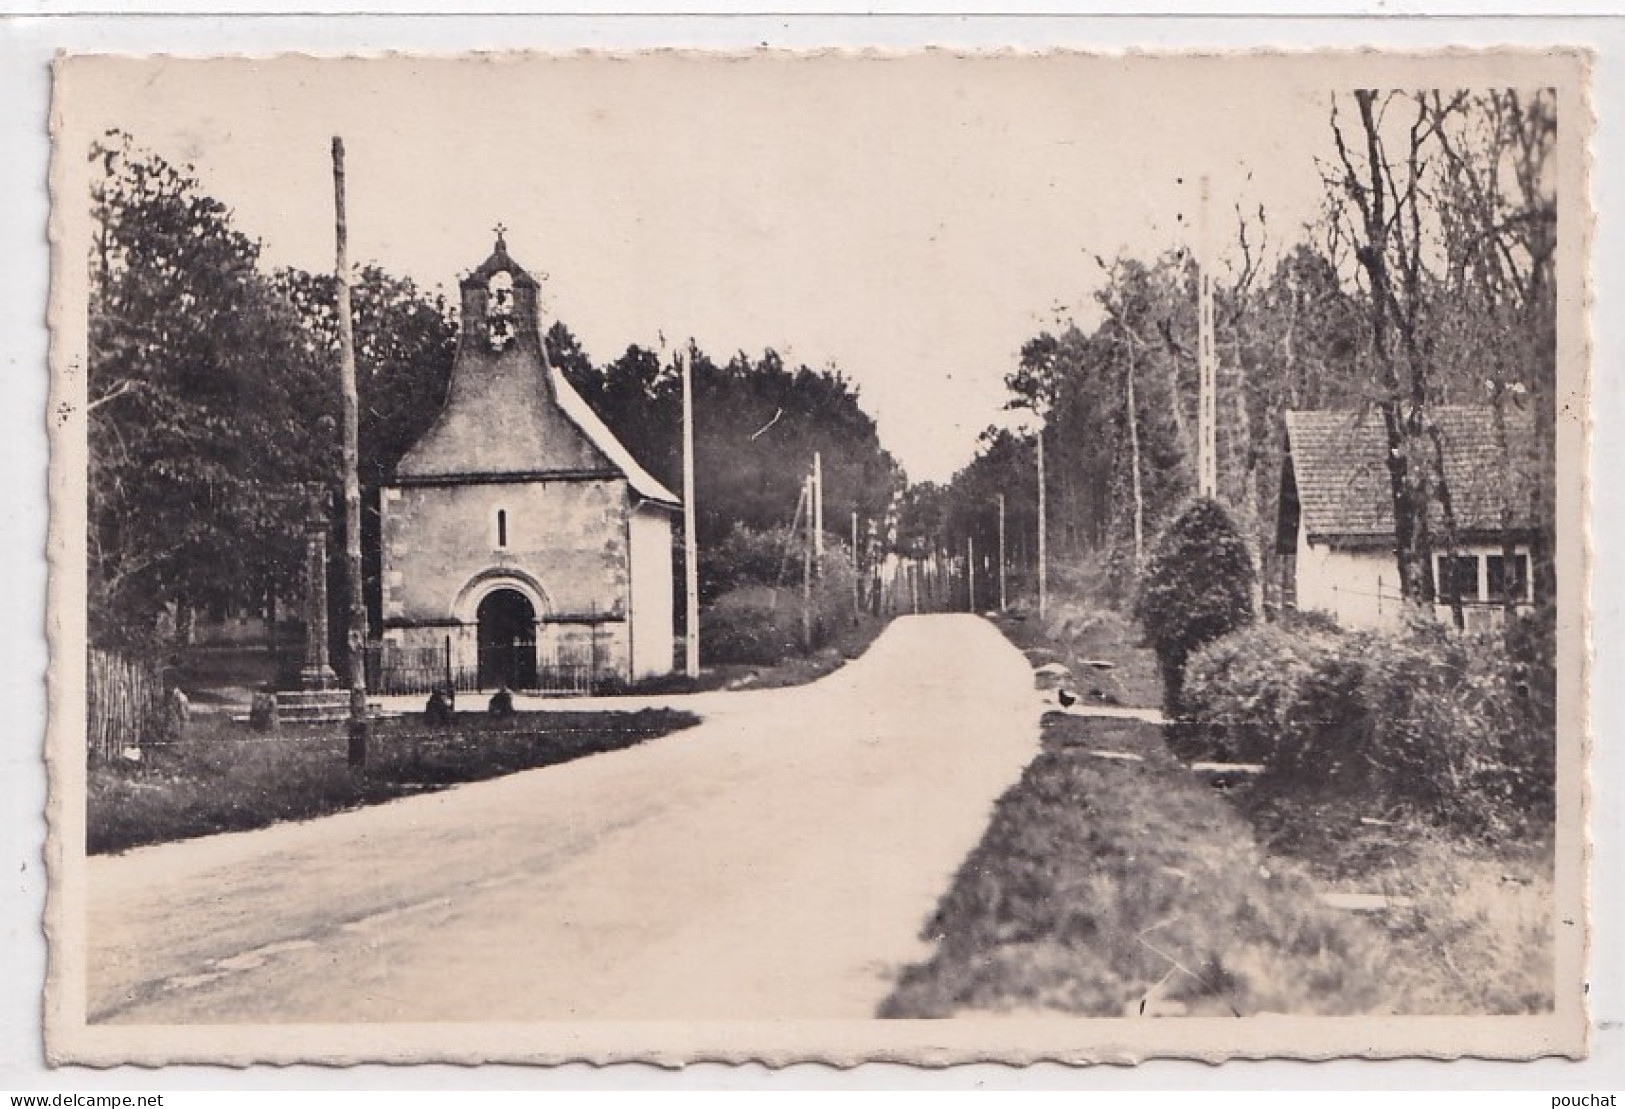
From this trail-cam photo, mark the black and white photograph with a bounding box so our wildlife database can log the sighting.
[43,48,1590,1065]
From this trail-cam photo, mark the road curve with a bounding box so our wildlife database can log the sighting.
[87,614,1040,1023]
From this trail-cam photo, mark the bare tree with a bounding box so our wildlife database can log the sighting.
[1327,89,1468,607]
[1429,89,1557,614]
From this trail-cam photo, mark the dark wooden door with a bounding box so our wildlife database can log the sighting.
[476,588,537,690]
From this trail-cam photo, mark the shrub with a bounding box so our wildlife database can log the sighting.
[1134,498,1256,715]
[1277,606,1343,635]
[1182,621,1341,764]
[701,585,803,666]
[1184,614,1554,837]
[1360,616,1551,835]
[1502,604,1557,812]
[700,523,800,598]
[1044,599,1128,652]
[701,549,861,667]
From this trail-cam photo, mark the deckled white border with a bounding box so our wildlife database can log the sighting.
[6,14,1623,1091]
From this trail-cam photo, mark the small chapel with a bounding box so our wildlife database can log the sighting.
[377,233,680,691]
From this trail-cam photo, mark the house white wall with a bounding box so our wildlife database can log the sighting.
[1295,528,1533,630]
[629,502,676,679]
[1295,530,1401,629]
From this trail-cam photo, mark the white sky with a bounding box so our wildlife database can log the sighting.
[70,53,1349,482]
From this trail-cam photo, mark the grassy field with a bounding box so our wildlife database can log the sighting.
[881,606,1553,1018]
[88,708,698,855]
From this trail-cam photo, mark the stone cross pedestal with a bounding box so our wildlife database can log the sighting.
[277,487,351,726]
[301,488,338,691]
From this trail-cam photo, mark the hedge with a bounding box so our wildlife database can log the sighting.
[1183,612,1555,837]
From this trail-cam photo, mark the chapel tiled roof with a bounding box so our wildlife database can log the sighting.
[1283,406,1539,547]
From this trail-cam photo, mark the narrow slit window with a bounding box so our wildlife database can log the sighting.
[497,509,508,548]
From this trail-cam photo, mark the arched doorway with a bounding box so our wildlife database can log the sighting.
[476,588,537,690]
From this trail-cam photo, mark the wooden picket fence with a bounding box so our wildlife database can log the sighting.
[86,648,169,762]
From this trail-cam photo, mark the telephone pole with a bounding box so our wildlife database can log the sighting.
[967,534,976,614]
[681,343,700,677]
[332,137,369,769]
[997,493,1007,612]
[801,473,814,650]
[1197,173,1218,498]
[812,450,824,576]
[1037,428,1048,620]
[851,509,861,617]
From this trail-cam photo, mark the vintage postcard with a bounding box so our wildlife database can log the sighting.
[45,49,1592,1066]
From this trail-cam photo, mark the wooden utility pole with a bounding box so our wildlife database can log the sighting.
[851,510,861,617]
[801,474,814,650]
[1197,174,1218,499]
[1037,429,1048,620]
[967,535,976,614]
[1127,340,1146,569]
[681,344,700,677]
[332,137,368,768]
[812,450,824,576]
[997,493,1007,612]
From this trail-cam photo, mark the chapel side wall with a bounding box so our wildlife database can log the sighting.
[629,503,676,678]
[381,480,632,680]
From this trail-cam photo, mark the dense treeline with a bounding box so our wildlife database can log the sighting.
[929,90,1557,615]
[549,327,900,562]
[87,131,901,651]
[87,88,1560,651]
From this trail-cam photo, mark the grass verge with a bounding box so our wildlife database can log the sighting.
[882,713,1404,1017]
[88,708,698,855]
[996,606,1162,710]
[882,604,1553,1017]
[1235,781,1554,1015]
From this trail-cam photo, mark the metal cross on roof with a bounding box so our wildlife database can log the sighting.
[493,222,508,249]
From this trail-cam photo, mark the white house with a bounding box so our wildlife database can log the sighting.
[377,235,680,691]
[1276,406,1539,631]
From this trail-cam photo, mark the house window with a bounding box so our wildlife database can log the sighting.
[1436,554,1481,604]
[1487,553,1531,604]
[497,509,508,549]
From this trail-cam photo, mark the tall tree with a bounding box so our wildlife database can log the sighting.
[88,132,328,646]
[1326,88,1557,612]
[1427,90,1557,607]
[1326,89,1446,604]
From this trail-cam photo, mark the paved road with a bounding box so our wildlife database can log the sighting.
[88,614,1041,1024]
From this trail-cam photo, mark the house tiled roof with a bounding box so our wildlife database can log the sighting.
[1284,406,1538,548]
